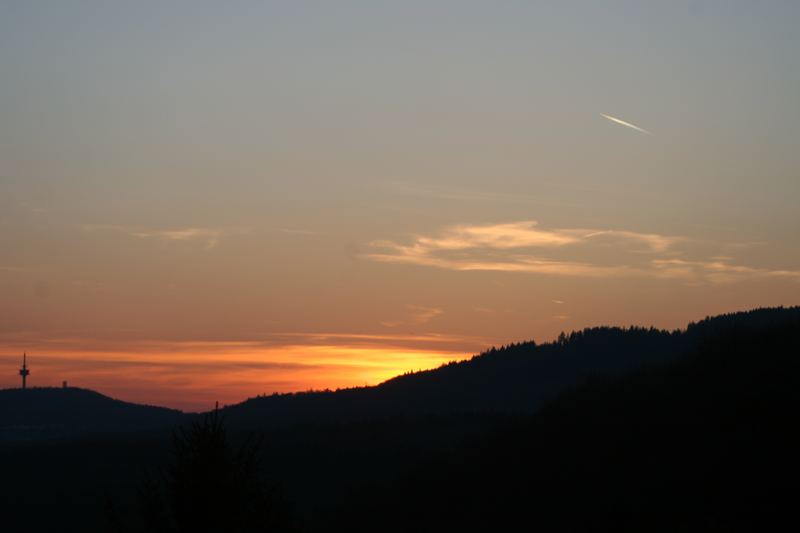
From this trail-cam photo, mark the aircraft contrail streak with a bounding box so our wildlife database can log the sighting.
[601,113,651,135]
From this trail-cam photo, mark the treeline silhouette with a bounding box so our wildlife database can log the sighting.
[221,306,800,428]
[0,306,797,532]
[330,317,800,532]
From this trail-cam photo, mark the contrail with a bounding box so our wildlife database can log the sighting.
[600,113,651,135]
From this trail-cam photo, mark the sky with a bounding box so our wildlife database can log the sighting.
[1,1,799,411]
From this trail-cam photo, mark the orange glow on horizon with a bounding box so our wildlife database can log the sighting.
[0,340,474,412]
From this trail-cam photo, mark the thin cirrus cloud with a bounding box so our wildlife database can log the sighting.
[406,304,444,324]
[369,221,675,254]
[651,259,800,284]
[82,224,232,250]
[278,228,324,236]
[387,181,582,208]
[131,227,224,249]
[381,305,445,328]
[363,220,800,284]
[0,265,30,273]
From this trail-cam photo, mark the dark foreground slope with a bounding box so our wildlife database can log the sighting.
[222,306,800,429]
[0,387,187,441]
[0,307,797,532]
[331,319,800,532]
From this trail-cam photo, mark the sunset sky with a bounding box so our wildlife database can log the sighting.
[1,2,799,411]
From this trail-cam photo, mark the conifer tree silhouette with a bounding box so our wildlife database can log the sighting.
[119,405,291,533]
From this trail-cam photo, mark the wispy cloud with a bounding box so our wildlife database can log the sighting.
[278,228,323,236]
[0,265,30,273]
[82,224,236,250]
[364,220,800,284]
[378,305,445,328]
[364,220,676,277]
[387,182,581,208]
[601,113,651,135]
[132,227,224,249]
[18,201,47,213]
[651,259,800,284]
[368,222,677,257]
[0,331,486,356]
[407,305,444,324]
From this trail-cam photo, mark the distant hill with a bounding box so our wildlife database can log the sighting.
[221,306,800,429]
[332,314,800,532]
[0,306,797,532]
[0,387,187,441]
[2,307,798,439]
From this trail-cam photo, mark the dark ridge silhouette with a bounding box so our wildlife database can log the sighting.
[329,317,800,532]
[0,387,187,441]
[2,307,797,437]
[0,306,797,532]
[219,306,800,429]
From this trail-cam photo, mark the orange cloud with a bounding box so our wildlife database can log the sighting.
[364,220,800,284]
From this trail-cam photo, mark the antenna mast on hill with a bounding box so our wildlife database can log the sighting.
[19,352,30,390]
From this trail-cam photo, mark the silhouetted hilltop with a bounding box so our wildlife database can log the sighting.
[3,307,797,439]
[1,307,797,532]
[0,387,187,441]
[221,306,800,429]
[333,314,800,532]
[685,305,800,336]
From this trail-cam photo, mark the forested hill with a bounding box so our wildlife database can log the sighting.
[332,313,800,532]
[2,307,796,437]
[221,306,800,428]
[0,307,796,531]
[0,387,187,441]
